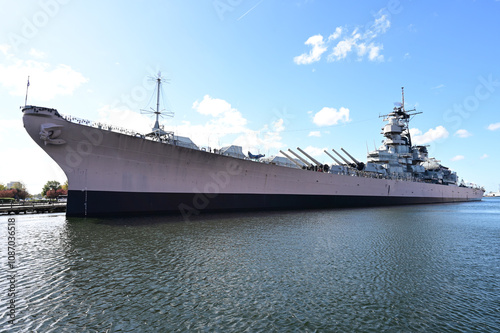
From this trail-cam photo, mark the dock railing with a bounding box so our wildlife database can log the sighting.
[0,201,66,215]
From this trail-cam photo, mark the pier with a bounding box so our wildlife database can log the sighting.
[0,202,66,215]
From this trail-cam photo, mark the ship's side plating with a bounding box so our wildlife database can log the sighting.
[22,106,483,217]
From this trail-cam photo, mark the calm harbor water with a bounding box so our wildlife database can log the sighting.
[1,199,499,332]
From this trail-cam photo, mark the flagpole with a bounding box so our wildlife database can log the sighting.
[24,76,30,106]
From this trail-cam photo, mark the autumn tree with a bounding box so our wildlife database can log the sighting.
[0,189,14,198]
[0,188,29,200]
[0,182,29,200]
[42,181,61,197]
[46,188,68,199]
[15,188,29,200]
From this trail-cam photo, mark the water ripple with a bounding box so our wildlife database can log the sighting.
[1,201,499,332]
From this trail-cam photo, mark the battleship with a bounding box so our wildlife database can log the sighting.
[22,76,484,217]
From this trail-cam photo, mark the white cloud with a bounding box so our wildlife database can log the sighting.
[0,44,88,101]
[294,10,390,64]
[192,95,247,131]
[328,27,343,40]
[432,84,445,89]
[96,94,277,154]
[372,12,391,35]
[487,122,500,131]
[29,48,46,59]
[304,145,328,158]
[367,43,383,61]
[410,126,449,145]
[293,34,328,65]
[192,95,232,116]
[330,37,357,61]
[0,44,12,56]
[312,107,350,127]
[172,96,249,149]
[353,42,384,61]
[454,129,472,138]
[480,154,488,159]
[308,131,321,137]
[451,155,465,161]
[233,118,285,154]
[273,118,285,132]
[137,94,285,154]
[97,105,152,134]
[330,11,387,62]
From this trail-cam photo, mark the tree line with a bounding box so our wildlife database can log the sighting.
[0,180,68,200]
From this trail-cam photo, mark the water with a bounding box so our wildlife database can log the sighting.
[1,199,499,332]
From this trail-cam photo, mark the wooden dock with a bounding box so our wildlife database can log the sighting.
[0,202,66,215]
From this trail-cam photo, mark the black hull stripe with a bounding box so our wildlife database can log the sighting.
[67,190,480,217]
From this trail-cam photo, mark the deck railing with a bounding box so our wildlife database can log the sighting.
[61,114,142,137]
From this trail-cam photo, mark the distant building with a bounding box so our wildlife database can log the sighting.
[484,185,500,197]
[7,181,23,189]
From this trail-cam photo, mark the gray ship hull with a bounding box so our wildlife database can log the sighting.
[23,106,484,217]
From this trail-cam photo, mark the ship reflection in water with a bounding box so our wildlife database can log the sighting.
[1,199,499,331]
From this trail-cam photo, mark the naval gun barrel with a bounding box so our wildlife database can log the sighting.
[297,147,322,167]
[331,148,352,165]
[341,147,365,171]
[279,150,304,168]
[324,150,343,165]
[341,148,360,164]
[288,149,313,168]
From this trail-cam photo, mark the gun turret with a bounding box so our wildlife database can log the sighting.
[279,150,304,168]
[341,148,365,171]
[332,148,352,166]
[324,150,343,165]
[288,149,313,168]
[297,147,322,167]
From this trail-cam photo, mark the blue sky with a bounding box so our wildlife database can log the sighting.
[1,0,500,194]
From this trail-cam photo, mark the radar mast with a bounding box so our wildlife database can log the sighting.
[142,72,174,141]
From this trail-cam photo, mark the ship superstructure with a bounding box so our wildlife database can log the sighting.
[333,88,460,186]
[22,77,484,217]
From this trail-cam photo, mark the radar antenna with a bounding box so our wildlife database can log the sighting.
[25,76,30,106]
[401,86,405,111]
[379,87,422,147]
[142,72,174,140]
